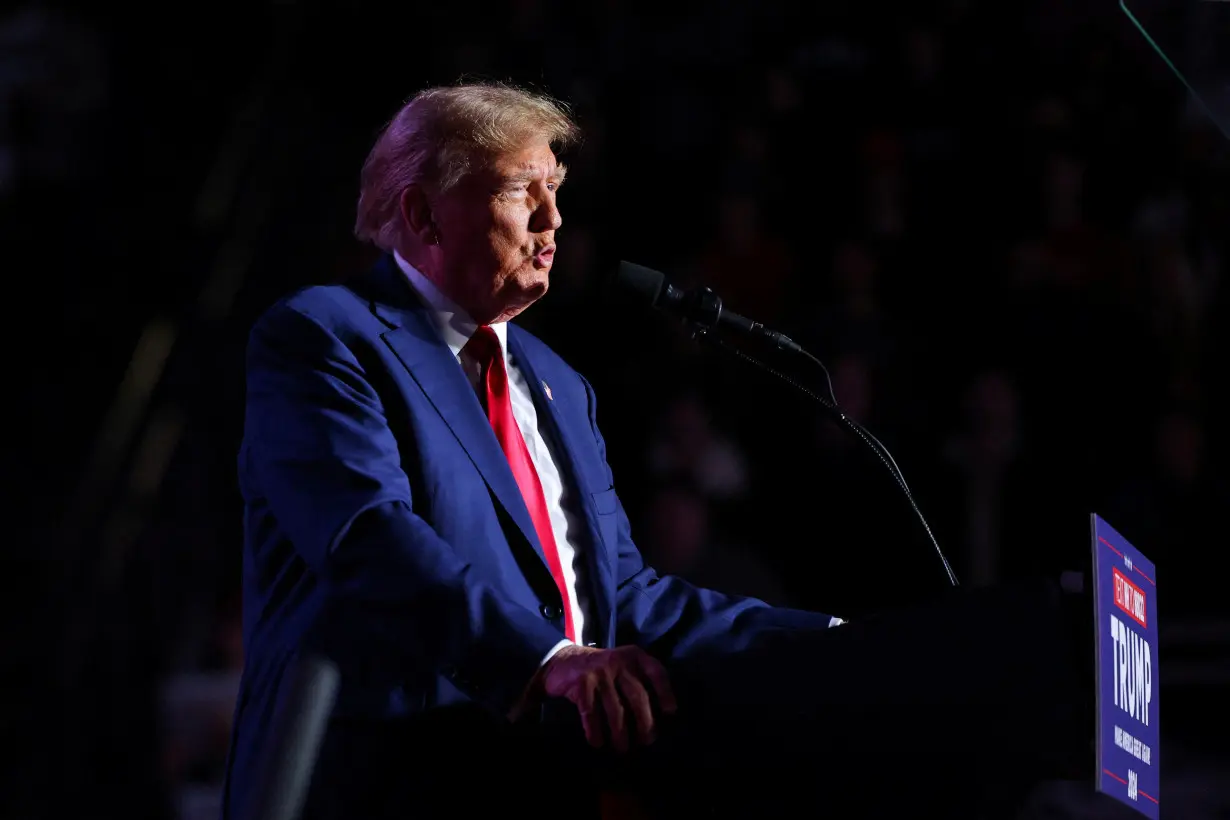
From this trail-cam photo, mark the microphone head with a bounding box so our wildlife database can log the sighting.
[613,260,667,307]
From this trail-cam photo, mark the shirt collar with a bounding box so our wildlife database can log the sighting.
[393,250,508,361]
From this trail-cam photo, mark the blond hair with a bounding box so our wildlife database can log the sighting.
[354,81,580,251]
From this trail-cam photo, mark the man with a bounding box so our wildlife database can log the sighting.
[224,82,1089,819]
[223,82,848,820]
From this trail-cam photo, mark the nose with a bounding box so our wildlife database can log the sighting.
[533,196,562,233]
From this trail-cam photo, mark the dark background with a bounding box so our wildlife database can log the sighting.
[5,0,1228,817]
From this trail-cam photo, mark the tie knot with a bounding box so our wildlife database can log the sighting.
[464,325,502,367]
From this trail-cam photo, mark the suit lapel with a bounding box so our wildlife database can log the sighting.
[507,328,616,636]
[362,258,549,571]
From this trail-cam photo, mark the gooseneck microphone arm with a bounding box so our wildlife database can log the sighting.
[694,324,959,587]
[614,261,959,588]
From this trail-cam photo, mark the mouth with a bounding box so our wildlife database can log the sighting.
[533,244,556,267]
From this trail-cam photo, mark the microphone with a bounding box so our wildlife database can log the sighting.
[614,261,804,354]
[613,259,960,588]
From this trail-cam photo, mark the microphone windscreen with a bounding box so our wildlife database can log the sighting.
[613,261,667,307]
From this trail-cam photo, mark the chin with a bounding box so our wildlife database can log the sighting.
[519,267,551,296]
[493,273,549,321]
[515,281,549,310]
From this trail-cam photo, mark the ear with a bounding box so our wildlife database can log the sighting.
[398,184,438,245]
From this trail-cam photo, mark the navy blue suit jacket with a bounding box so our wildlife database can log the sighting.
[222,256,835,815]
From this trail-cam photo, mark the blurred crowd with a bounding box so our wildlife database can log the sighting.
[6,0,1228,817]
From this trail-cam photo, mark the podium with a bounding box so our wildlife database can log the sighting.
[536,577,1098,818]
[247,516,1160,820]
[541,515,1162,818]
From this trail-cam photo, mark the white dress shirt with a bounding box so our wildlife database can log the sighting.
[395,252,588,663]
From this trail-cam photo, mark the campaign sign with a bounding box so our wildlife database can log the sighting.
[1091,514,1159,817]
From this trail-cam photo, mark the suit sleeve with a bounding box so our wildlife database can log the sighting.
[243,303,564,716]
[574,376,841,658]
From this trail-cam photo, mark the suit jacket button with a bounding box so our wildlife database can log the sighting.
[540,604,561,620]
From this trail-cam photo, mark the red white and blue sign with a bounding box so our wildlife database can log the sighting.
[1091,514,1159,817]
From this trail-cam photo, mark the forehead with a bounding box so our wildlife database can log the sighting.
[487,141,560,177]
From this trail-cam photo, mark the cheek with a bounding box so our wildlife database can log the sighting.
[490,216,531,259]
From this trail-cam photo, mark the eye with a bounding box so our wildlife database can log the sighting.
[496,186,528,200]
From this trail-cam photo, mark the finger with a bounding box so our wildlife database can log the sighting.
[600,674,629,753]
[616,670,656,746]
[576,680,603,748]
[635,653,678,715]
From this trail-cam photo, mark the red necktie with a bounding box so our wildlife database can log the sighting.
[464,326,576,642]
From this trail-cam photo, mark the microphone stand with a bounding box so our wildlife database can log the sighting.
[685,318,960,588]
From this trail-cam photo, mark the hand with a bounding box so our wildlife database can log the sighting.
[539,644,677,752]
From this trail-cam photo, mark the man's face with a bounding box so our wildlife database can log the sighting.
[432,139,564,324]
